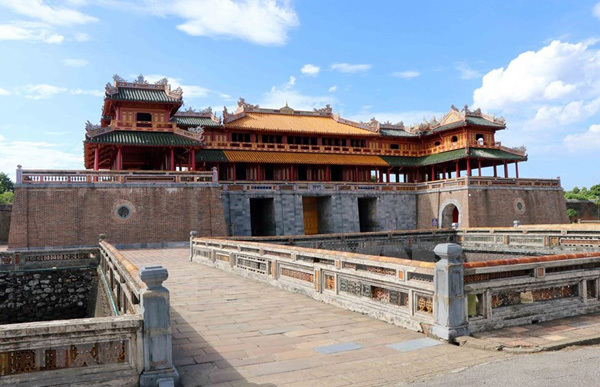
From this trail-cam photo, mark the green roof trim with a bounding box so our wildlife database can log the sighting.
[470,148,527,161]
[380,128,418,138]
[87,131,200,146]
[466,116,505,128]
[195,149,228,163]
[105,87,181,103]
[171,116,220,127]
[382,147,525,167]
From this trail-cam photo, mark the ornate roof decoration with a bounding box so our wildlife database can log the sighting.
[280,102,294,114]
[236,97,259,113]
[313,104,332,114]
[104,74,183,101]
[173,106,220,124]
[85,120,101,132]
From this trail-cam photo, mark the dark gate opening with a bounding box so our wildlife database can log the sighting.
[250,198,275,236]
[358,197,377,232]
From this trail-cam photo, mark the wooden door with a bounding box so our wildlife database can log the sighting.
[302,197,319,235]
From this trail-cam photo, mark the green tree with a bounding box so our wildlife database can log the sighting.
[0,172,14,194]
[0,192,13,204]
[567,208,579,222]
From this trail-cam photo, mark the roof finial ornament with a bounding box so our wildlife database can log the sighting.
[155,77,169,85]
[134,74,148,85]
[463,104,470,113]
[313,104,332,115]
[237,97,259,111]
[450,104,459,111]
[112,74,124,84]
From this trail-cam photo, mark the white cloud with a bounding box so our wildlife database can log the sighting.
[73,32,90,42]
[0,88,9,96]
[260,77,335,111]
[328,85,337,92]
[594,2,600,20]
[455,62,482,80]
[63,58,88,67]
[20,84,67,99]
[301,64,320,76]
[70,88,103,97]
[0,0,97,26]
[0,135,82,178]
[390,70,420,79]
[0,22,64,44]
[144,74,229,99]
[565,124,600,152]
[330,63,372,73]
[144,0,299,46]
[473,40,600,112]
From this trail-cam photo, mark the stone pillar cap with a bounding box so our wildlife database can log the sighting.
[141,266,169,289]
[434,243,463,261]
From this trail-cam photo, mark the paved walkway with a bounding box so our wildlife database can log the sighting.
[122,248,508,386]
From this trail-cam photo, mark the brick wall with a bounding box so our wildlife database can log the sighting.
[566,199,600,221]
[0,204,11,243]
[9,185,226,249]
[417,186,568,229]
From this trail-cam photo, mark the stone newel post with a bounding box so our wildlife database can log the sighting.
[189,230,198,261]
[140,266,179,386]
[212,166,218,183]
[430,243,469,341]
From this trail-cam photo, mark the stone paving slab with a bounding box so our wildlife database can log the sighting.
[122,247,509,386]
[387,338,442,352]
[470,313,600,350]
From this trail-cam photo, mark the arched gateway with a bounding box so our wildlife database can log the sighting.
[440,201,461,228]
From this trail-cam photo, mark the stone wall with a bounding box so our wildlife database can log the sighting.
[9,184,226,249]
[566,199,600,221]
[0,267,98,324]
[223,190,416,236]
[0,204,11,243]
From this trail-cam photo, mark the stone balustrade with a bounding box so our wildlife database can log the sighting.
[191,235,436,332]
[17,167,215,185]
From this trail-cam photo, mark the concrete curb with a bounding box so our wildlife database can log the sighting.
[456,334,600,353]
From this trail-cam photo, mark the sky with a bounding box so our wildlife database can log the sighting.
[0,0,600,189]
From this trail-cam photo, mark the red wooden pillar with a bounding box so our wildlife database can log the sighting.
[326,166,331,182]
[455,160,460,178]
[466,158,471,177]
[493,164,497,177]
[431,165,435,181]
[116,147,122,171]
[191,149,196,171]
[386,168,391,183]
[93,147,99,171]
[515,162,519,178]
[355,166,359,182]
[290,165,294,182]
[169,148,175,171]
[504,161,508,178]
[232,164,236,181]
[478,159,482,177]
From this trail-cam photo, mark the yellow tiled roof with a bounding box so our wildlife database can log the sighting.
[223,151,389,166]
[224,112,375,136]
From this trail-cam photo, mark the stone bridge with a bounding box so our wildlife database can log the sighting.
[121,247,505,385]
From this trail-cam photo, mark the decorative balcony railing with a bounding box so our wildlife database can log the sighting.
[18,168,216,185]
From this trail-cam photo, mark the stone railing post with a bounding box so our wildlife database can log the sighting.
[16,165,22,184]
[139,266,179,386]
[189,231,198,261]
[431,243,468,341]
[212,166,218,183]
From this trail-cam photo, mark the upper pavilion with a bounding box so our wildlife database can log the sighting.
[83,75,527,183]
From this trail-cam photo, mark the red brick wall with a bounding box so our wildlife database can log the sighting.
[417,187,568,229]
[0,204,11,243]
[8,186,226,249]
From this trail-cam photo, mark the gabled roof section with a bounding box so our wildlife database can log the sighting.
[382,147,526,167]
[85,130,201,147]
[222,99,378,136]
[104,75,183,104]
[171,107,221,127]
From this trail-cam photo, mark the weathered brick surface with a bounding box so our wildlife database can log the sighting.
[8,185,226,249]
[0,204,11,243]
[417,187,568,229]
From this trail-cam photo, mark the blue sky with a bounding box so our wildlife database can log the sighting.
[1,0,600,189]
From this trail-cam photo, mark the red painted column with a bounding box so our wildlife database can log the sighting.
[232,164,236,181]
[93,147,99,171]
[326,166,331,182]
[191,149,196,171]
[116,147,122,171]
[431,165,435,181]
[478,159,482,177]
[493,164,497,177]
[455,160,460,178]
[290,165,294,182]
[515,162,519,178]
[504,161,508,178]
[466,158,471,176]
[355,166,359,182]
[386,168,391,183]
[170,148,175,171]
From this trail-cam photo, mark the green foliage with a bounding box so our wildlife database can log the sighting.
[0,191,13,204]
[0,172,13,194]
[567,208,579,220]
[565,185,599,201]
